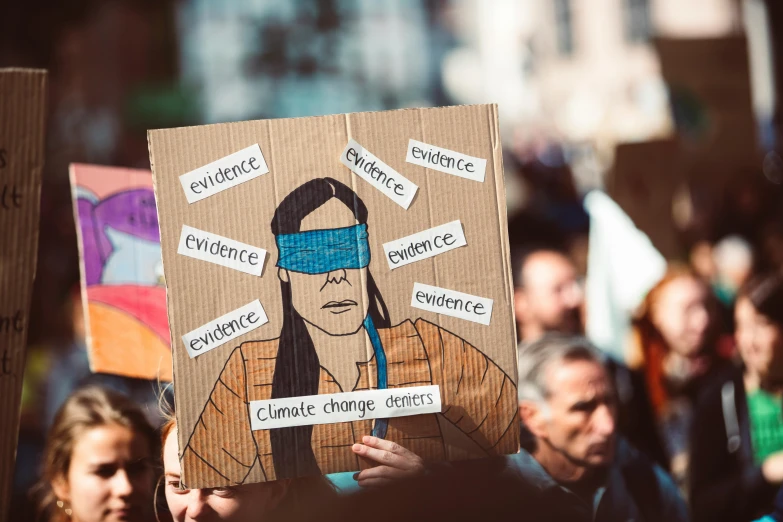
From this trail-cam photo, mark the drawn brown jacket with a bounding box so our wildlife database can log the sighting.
[182,318,519,485]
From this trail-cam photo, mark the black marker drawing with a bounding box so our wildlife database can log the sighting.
[182,178,518,484]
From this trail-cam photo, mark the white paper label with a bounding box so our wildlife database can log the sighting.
[177,225,267,276]
[339,139,418,209]
[405,139,487,182]
[249,385,441,430]
[410,283,493,326]
[182,300,268,358]
[179,144,269,204]
[383,221,467,270]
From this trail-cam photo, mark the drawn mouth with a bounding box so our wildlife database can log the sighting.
[322,300,357,314]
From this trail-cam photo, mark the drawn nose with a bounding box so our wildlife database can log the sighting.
[325,269,348,285]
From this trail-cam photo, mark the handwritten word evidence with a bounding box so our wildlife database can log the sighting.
[249,385,441,430]
[178,225,267,276]
[340,139,418,209]
[179,144,269,204]
[410,283,493,326]
[182,300,268,358]
[406,139,487,183]
[383,220,467,270]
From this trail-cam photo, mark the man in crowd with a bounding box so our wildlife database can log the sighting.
[512,247,668,469]
[513,248,583,344]
[510,334,687,521]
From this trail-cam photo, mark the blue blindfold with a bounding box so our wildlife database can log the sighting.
[276,223,370,274]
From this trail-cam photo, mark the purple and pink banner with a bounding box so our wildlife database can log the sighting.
[70,164,171,381]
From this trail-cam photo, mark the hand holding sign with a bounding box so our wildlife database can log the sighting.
[351,436,426,488]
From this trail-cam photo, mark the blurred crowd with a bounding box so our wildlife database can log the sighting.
[506,152,783,522]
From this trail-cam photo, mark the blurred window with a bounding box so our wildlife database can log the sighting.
[624,0,652,43]
[554,0,575,56]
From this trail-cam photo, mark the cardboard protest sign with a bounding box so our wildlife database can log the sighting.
[608,38,761,264]
[149,104,519,487]
[608,139,683,259]
[0,69,46,522]
[656,36,755,140]
[655,36,759,183]
[70,164,172,381]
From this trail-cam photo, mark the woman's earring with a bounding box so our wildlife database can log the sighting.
[56,499,73,517]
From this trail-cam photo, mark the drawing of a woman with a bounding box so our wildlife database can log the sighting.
[182,177,518,485]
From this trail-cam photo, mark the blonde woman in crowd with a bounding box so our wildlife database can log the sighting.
[35,386,157,522]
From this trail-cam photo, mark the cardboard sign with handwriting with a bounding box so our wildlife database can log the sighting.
[70,164,173,381]
[149,105,519,487]
[0,69,46,522]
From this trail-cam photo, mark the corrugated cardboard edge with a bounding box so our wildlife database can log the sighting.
[487,104,519,371]
[147,127,180,398]
[68,164,97,373]
[0,68,47,522]
[148,127,195,472]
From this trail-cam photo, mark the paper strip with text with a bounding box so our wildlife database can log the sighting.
[410,283,493,326]
[179,144,268,204]
[177,225,267,276]
[406,139,487,182]
[383,221,466,270]
[340,139,418,209]
[182,300,268,358]
[250,385,441,430]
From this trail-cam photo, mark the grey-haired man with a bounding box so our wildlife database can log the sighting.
[508,335,688,522]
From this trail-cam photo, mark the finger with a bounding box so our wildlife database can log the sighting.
[352,444,407,469]
[361,436,418,460]
[355,466,410,481]
[356,476,396,488]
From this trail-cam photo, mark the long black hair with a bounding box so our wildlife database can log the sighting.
[739,271,783,326]
[270,177,390,479]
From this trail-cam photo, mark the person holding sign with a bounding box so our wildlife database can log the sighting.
[162,419,290,520]
[182,177,518,484]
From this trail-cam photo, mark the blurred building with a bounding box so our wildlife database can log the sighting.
[177,0,453,123]
[443,0,774,189]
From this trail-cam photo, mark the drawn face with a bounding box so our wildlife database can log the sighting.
[279,199,370,336]
[163,427,286,522]
[53,424,154,522]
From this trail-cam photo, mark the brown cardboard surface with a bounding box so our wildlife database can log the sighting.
[70,164,172,381]
[611,37,762,260]
[0,69,46,521]
[149,104,519,487]
[655,36,759,181]
[608,139,683,259]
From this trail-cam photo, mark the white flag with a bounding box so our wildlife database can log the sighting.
[584,191,666,362]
